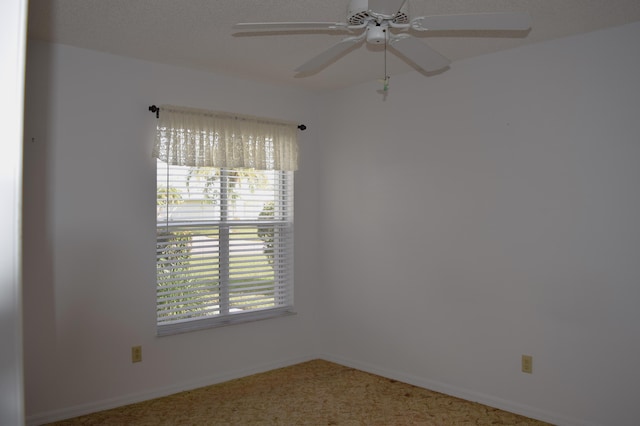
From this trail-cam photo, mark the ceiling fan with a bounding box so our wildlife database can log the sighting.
[234,0,531,75]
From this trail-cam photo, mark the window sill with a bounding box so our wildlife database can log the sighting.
[157,308,297,337]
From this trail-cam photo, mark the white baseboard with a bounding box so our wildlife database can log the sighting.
[26,354,317,426]
[27,353,596,426]
[319,353,597,426]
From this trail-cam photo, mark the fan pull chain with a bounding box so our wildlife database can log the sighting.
[383,29,390,92]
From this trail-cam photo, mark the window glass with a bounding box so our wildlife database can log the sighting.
[156,161,294,335]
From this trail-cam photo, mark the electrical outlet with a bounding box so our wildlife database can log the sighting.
[521,354,532,374]
[132,346,142,363]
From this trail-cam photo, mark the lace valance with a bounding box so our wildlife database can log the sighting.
[153,105,299,171]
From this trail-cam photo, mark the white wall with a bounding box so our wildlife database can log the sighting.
[0,0,27,425]
[22,42,322,423]
[316,22,640,426]
[24,21,640,426]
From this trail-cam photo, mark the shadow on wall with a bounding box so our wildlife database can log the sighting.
[22,40,57,412]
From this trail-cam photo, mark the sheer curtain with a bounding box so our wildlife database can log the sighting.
[152,104,299,171]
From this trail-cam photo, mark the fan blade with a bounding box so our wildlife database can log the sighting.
[234,22,348,31]
[389,34,450,72]
[412,12,531,31]
[295,36,364,73]
[368,0,406,16]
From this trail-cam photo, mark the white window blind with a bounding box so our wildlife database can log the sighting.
[153,106,296,335]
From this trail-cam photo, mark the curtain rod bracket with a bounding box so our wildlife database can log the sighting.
[149,105,160,119]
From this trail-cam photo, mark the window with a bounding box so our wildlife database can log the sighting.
[153,105,297,335]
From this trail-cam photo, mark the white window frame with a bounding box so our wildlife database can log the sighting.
[156,165,294,336]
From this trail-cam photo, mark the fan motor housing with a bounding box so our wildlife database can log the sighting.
[366,25,387,43]
[347,0,410,25]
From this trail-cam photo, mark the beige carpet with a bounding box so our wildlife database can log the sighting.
[47,359,551,425]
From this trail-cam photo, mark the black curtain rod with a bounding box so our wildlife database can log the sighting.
[148,105,306,131]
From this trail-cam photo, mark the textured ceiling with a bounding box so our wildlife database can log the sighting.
[27,0,640,92]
